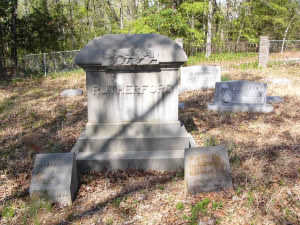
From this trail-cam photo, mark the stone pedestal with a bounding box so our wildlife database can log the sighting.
[258,36,270,68]
[73,34,195,172]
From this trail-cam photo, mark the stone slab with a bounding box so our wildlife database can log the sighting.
[207,80,273,113]
[60,89,83,97]
[179,102,185,110]
[265,77,291,86]
[75,34,187,66]
[267,96,284,104]
[184,145,232,193]
[72,122,195,172]
[29,153,78,206]
[180,65,221,92]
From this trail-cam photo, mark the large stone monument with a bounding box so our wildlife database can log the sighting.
[207,80,273,113]
[72,34,195,172]
[180,65,221,92]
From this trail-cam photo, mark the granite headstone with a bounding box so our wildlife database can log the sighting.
[29,153,78,206]
[207,80,273,113]
[60,89,83,97]
[72,34,196,172]
[185,145,232,194]
[180,65,221,92]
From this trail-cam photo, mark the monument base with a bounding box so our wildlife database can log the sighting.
[72,122,196,172]
[207,103,273,113]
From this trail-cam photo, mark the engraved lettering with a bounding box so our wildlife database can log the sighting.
[90,85,172,96]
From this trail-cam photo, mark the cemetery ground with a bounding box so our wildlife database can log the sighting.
[0,58,300,225]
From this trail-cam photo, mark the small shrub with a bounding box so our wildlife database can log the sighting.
[185,198,211,224]
[176,202,185,211]
[212,201,223,210]
[112,197,122,208]
[1,206,15,219]
[221,75,231,81]
[204,135,219,147]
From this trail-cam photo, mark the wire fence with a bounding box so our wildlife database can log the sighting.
[20,50,81,76]
[183,41,258,56]
[269,40,300,63]
[1,39,299,78]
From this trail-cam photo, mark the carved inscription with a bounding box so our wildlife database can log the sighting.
[29,153,77,206]
[32,159,69,186]
[220,83,266,104]
[111,48,158,65]
[188,154,225,176]
[90,85,172,96]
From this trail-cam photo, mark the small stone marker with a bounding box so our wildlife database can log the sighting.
[60,89,83,97]
[179,102,185,110]
[29,153,78,206]
[185,145,232,194]
[180,65,221,92]
[267,96,283,104]
[265,77,291,86]
[207,80,273,113]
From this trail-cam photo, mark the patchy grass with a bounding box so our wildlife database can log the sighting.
[0,61,300,225]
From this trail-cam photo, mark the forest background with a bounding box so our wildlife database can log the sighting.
[1,0,300,76]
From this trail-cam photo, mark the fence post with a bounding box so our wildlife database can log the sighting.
[258,36,270,68]
[43,53,47,76]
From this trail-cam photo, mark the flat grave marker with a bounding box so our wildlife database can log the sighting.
[29,153,78,206]
[185,145,232,193]
[180,65,221,92]
[207,80,273,113]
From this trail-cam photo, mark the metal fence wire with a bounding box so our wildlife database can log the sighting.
[19,50,80,76]
[183,41,258,56]
[1,39,300,77]
[269,40,300,62]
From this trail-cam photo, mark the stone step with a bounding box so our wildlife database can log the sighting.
[76,150,185,172]
[72,137,190,153]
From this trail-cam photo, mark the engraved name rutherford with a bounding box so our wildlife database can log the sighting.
[90,84,172,96]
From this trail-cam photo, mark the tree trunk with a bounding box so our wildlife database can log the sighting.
[0,23,6,77]
[11,0,18,75]
[206,0,213,58]
[281,17,294,54]
[69,0,76,49]
[120,1,124,29]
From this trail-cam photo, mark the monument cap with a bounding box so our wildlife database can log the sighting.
[75,34,187,66]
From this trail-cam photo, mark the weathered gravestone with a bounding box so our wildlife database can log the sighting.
[60,89,83,97]
[207,80,273,113]
[185,145,232,194]
[179,65,221,92]
[72,34,195,172]
[29,153,78,206]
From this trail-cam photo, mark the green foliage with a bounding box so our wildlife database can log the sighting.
[185,198,211,224]
[221,75,231,82]
[204,135,219,147]
[112,197,122,208]
[212,201,223,210]
[1,206,15,219]
[186,52,257,66]
[22,198,52,224]
[176,202,185,211]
